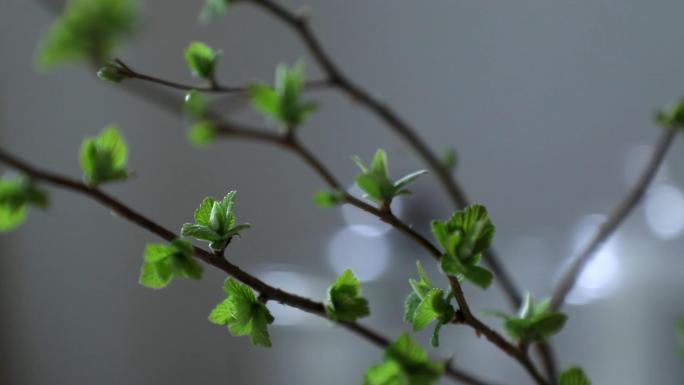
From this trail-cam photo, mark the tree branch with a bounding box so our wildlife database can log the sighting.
[244,0,523,309]
[550,126,677,310]
[0,146,499,385]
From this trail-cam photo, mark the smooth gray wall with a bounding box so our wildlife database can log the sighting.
[2,0,684,384]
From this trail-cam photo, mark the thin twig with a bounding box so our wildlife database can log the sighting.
[0,147,495,385]
[114,59,332,94]
[550,127,677,310]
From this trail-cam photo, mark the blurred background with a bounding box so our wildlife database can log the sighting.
[2,0,684,384]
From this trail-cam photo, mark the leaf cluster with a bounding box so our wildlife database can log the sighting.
[364,333,444,385]
[80,125,129,186]
[209,278,275,347]
[489,293,567,342]
[139,239,203,289]
[183,90,217,147]
[353,149,427,206]
[249,62,317,127]
[0,176,48,232]
[403,262,454,347]
[431,204,494,289]
[199,0,232,23]
[185,41,220,81]
[655,100,684,129]
[181,191,250,251]
[326,269,370,322]
[38,0,136,68]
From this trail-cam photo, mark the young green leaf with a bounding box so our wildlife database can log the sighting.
[188,121,217,147]
[0,176,48,232]
[139,239,203,289]
[326,269,370,322]
[441,147,457,171]
[208,278,275,347]
[353,149,428,205]
[248,62,317,127]
[403,261,454,347]
[559,367,591,385]
[432,204,495,289]
[654,100,684,128]
[184,90,208,118]
[80,125,129,186]
[199,0,231,23]
[181,191,249,251]
[313,189,346,208]
[184,41,219,81]
[489,293,567,342]
[38,0,136,68]
[364,333,444,385]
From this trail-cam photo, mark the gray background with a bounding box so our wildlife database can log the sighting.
[2,0,684,384]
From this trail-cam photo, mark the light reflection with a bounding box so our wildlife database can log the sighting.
[644,184,684,240]
[566,214,621,305]
[341,184,403,237]
[327,226,390,282]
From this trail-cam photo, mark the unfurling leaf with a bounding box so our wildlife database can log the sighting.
[248,61,317,127]
[209,278,274,347]
[559,367,591,385]
[326,269,370,322]
[313,189,346,208]
[0,176,48,232]
[364,333,444,385]
[489,293,567,342]
[80,125,129,186]
[432,204,494,289]
[38,0,136,68]
[184,41,220,80]
[403,261,454,347]
[353,149,427,205]
[139,239,202,289]
[181,191,249,251]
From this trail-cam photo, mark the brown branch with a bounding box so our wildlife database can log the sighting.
[550,126,677,310]
[0,147,498,385]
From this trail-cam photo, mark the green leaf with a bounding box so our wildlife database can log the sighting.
[188,121,217,147]
[364,360,406,385]
[559,367,591,385]
[490,293,568,342]
[432,204,495,288]
[654,100,684,129]
[199,0,231,23]
[353,149,426,205]
[184,90,208,118]
[0,176,49,232]
[326,269,370,322]
[403,262,454,347]
[373,333,444,385]
[313,189,346,208]
[181,191,249,251]
[97,61,127,83]
[209,278,274,347]
[37,0,136,68]
[138,239,202,289]
[184,41,219,80]
[80,125,129,186]
[248,62,317,127]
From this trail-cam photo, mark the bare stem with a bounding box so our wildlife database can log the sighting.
[550,126,677,310]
